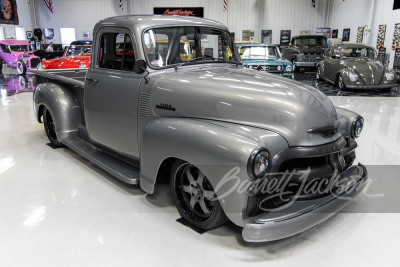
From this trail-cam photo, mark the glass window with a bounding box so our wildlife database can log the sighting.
[240,46,279,60]
[341,47,377,59]
[15,26,25,40]
[98,32,135,71]
[60,28,76,47]
[143,26,239,68]
[0,44,11,53]
[9,45,32,52]
[293,36,328,48]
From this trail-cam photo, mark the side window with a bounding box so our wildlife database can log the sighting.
[0,44,11,53]
[98,31,136,71]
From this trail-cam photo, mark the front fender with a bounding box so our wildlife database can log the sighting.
[139,118,288,226]
[33,83,82,141]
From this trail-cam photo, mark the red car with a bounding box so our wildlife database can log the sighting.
[38,40,92,70]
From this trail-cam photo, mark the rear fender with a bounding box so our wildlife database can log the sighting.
[33,83,82,141]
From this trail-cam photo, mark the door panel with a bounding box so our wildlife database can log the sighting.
[84,28,141,158]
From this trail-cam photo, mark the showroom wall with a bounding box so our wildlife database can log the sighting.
[0,0,32,40]
[328,0,400,66]
[130,0,328,43]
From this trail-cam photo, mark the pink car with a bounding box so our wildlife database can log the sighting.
[0,40,41,75]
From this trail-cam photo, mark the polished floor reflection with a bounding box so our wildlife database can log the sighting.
[1,73,400,266]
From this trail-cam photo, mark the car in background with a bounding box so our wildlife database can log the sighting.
[0,40,41,75]
[38,40,92,70]
[281,35,328,71]
[238,43,293,78]
[234,41,259,48]
[317,43,398,90]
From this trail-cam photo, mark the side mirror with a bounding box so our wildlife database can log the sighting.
[134,60,147,74]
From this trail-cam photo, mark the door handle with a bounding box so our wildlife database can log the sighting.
[86,76,98,83]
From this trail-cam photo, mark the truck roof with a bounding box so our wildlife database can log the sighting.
[94,15,228,32]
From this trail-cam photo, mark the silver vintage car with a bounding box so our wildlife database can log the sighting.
[33,15,367,242]
[317,43,398,89]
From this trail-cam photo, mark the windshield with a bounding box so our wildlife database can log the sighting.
[143,26,239,68]
[240,46,279,60]
[9,45,33,52]
[293,37,327,48]
[66,45,92,56]
[341,47,376,59]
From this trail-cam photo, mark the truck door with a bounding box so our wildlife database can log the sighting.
[85,27,141,158]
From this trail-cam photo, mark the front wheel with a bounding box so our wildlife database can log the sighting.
[17,60,27,75]
[170,160,227,230]
[43,107,63,147]
[337,74,346,90]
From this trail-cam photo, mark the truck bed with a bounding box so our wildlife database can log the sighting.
[31,68,87,88]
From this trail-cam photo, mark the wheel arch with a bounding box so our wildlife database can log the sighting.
[33,82,83,141]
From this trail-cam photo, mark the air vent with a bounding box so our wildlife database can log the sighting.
[139,93,152,117]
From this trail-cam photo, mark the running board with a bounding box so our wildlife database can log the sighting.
[62,137,139,184]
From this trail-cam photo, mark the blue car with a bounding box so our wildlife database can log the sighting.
[238,44,293,78]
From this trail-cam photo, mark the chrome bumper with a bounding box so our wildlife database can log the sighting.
[242,163,368,242]
[294,62,317,67]
[346,83,398,89]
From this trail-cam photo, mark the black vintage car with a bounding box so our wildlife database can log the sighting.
[281,35,328,71]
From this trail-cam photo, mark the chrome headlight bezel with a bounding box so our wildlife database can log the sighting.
[351,116,364,138]
[37,63,45,70]
[247,148,270,179]
[385,72,395,81]
[286,65,293,72]
[277,65,282,71]
[349,71,358,82]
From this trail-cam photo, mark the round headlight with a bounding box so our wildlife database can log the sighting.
[79,63,87,68]
[385,72,395,81]
[286,65,292,72]
[349,72,358,82]
[352,117,364,138]
[37,63,45,70]
[277,65,282,71]
[251,150,270,178]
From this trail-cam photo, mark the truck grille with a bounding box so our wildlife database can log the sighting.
[249,65,282,72]
[302,53,323,62]
[30,58,41,68]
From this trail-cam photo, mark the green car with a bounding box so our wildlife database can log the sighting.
[238,44,294,78]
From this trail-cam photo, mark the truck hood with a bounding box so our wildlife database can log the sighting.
[151,66,339,147]
[343,58,384,85]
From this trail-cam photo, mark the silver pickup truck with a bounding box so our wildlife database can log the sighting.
[33,15,367,242]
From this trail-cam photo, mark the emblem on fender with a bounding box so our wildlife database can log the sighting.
[156,103,176,111]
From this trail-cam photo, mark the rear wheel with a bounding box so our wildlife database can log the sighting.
[43,107,63,147]
[337,74,346,90]
[17,60,27,75]
[170,160,227,230]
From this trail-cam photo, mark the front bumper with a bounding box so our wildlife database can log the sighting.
[242,163,368,242]
[345,83,398,89]
[294,62,318,67]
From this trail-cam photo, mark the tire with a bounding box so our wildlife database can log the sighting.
[337,74,346,90]
[316,66,322,80]
[170,160,228,230]
[43,107,63,147]
[17,60,27,75]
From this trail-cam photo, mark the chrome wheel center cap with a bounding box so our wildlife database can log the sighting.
[192,186,203,197]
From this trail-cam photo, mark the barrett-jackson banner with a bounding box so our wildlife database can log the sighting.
[154,7,204,17]
[0,0,19,25]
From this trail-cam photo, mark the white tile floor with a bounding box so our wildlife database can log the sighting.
[1,91,400,266]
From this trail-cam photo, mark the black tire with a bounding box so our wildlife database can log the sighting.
[316,66,322,80]
[17,60,27,75]
[170,160,227,230]
[43,107,63,147]
[337,74,346,90]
